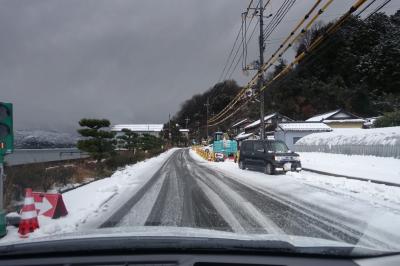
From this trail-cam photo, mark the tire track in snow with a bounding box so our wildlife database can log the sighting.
[223,171,394,249]
[189,154,391,249]
[145,159,182,226]
[100,150,179,227]
[116,166,168,226]
[144,149,230,230]
[184,154,282,234]
[107,148,390,250]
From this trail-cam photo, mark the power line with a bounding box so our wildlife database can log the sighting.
[222,1,260,82]
[366,0,392,19]
[217,0,260,83]
[260,0,369,93]
[356,0,379,16]
[263,0,296,38]
[228,20,260,79]
[261,0,334,73]
[216,24,242,83]
[209,0,326,124]
[209,3,267,124]
[209,0,369,127]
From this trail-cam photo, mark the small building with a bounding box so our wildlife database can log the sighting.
[234,132,255,148]
[274,122,332,150]
[231,118,250,136]
[244,112,293,134]
[306,109,365,128]
[179,129,189,138]
[111,124,163,137]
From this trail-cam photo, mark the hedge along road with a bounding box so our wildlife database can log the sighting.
[101,148,400,250]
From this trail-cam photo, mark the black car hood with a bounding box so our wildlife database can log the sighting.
[0,226,393,258]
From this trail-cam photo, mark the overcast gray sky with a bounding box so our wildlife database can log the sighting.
[1,0,398,132]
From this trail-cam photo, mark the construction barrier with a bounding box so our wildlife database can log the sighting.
[33,192,68,219]
[18,188,39,237]
[192,146,215,162]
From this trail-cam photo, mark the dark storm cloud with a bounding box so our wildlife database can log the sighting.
[1,0,396,131]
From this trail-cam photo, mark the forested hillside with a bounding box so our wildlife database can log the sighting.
[171,11,400,140]
[165,80,241,142]
[264,11,400,120]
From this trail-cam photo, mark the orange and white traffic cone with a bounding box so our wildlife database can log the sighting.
[18,188,39,237]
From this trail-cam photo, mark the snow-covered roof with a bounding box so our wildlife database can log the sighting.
[278,122,332,132]
[306,109,363,122]
[231,118,249,128]
[235,132,254,140]
[306,109,341,122]
[111,124,164,132]
[324,119,365,123]
[296,126,400,146]
[244,113,278,129]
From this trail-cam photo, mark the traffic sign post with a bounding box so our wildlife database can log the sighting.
[0,102,14,237]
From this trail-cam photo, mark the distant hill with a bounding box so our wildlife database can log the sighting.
[14,130,78,149]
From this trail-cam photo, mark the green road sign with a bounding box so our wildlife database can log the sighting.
[0,102,13,155]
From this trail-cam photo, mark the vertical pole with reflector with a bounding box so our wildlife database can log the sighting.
[0,102,14,237]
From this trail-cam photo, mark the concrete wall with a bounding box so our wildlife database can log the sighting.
[274,131,313,150]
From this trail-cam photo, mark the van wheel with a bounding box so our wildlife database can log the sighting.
[264,163,274,175]
[239,160,246,170]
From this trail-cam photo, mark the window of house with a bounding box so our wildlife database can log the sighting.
[293,137,301,144]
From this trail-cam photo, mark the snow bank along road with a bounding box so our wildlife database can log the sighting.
[102,148,400,250]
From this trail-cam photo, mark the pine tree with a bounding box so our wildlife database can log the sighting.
[77,118,116,163]
[117,128,139,153]
[139,134,163,151]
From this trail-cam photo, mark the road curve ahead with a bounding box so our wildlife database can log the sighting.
[102,149,396,249]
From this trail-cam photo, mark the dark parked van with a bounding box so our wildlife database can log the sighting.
[238,139,301,175]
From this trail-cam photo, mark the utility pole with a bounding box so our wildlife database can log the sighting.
[258,0,265,140]
[168,113,171,142]
[242,1,266,140]
[195,121,200,143]
[185,117,190,129]
[204,98,210,143]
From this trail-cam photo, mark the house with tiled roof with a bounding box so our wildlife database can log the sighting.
[306,109,365,128]
[244,112,293,135]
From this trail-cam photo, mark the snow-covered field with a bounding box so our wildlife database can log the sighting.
[299,152,400,185]
[296,126,400,146]
[1,148,178,242]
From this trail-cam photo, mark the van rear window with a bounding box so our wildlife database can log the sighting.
[243,142,253,151]
[269,141,289,153]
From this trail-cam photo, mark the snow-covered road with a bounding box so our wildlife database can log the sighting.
[3,148,400,251]
[101,149,400,250]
